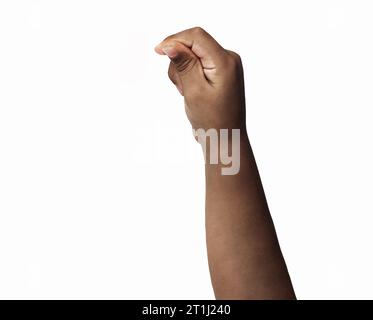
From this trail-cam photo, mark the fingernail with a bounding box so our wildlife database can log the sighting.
[162,45,178,58]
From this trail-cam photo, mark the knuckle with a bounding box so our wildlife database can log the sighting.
[174,57,197,74]
[192,26,206,35]
[228,50,242,64]
[168,64,176,83]
[168,70,175,83]
[225,50,243,71]
[163,33,176,43]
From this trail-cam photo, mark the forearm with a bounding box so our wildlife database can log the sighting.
[205,132,296,299]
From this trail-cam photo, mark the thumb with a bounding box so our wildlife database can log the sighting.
[160,41,207,90]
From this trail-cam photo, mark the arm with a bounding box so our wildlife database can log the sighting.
[155,27,296,300]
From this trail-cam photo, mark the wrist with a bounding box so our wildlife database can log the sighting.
[194,126,249,176]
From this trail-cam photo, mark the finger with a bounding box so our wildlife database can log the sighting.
[162,41,208,94]
[168,62,183,95]
[155,27,228,72]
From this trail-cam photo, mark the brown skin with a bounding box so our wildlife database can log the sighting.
[155,27,296,300]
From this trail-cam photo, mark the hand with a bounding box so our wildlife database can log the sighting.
[155,27,247,132]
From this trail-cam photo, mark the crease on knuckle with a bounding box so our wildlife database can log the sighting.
[175,57,197,74]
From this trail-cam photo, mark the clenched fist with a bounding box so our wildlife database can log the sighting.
[155,27,246,133]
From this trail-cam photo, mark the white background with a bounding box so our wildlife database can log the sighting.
[0,0,373,299]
